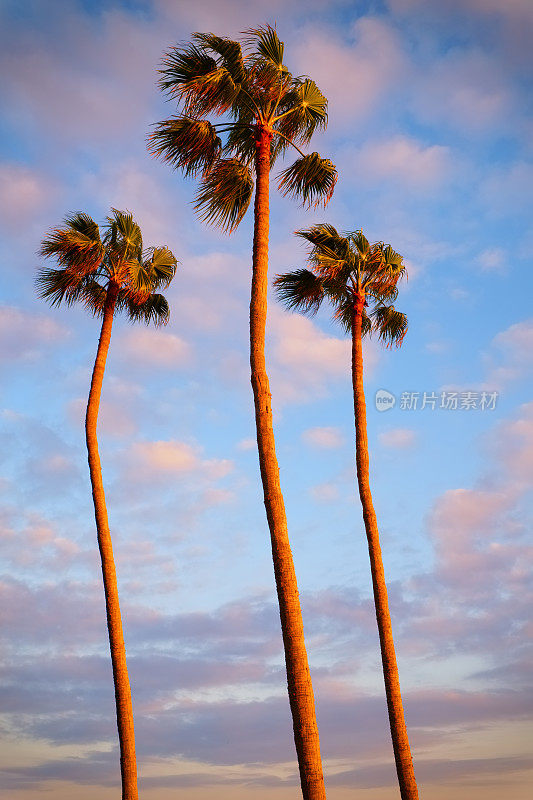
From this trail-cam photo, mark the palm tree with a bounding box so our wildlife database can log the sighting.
[148,26,336,800]
[37,209,178,800]
[274,224,419,800]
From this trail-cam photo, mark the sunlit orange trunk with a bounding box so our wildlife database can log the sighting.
[351,296,418,800]
[85,283,138,800]
[250,127,326,800]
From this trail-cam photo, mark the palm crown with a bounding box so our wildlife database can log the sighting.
[274,224,408,346]
[37,209,177,324]
[148,25,337,231]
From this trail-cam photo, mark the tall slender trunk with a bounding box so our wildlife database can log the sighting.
[85,282,138,800]
[351,297,418,800]
[250,127,326,800]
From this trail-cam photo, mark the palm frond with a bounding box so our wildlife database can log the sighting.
[361,243,406,298]
[148,116,222,177]
[223,121,256,163]
[278,153,337,208]
[367,282,399,304]
[124,258,153,298]
[78,278,109,316]
[246,58,286,110]
[275,79,328,144]
[372,305,408,347]
[332,299,371,337]
[296,223,346,256]
[349,230,370,258]
[126,292,170,326]
[194,158,253,232]
[160,38,240,117]
[104,209,143,256]
[159,42,217,97]
[64,212,101,243]
[246,25,287,72]
[295,224,353,278]
[36,267,106,313]
[194,33,248,86]
[36,267,85,307]
[273,269,324,315]
[382,243,404,270]
[183,65,241,117]
[39,214,104,274]
[144,246,178,289]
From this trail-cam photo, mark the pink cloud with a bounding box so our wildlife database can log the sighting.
[378,427,417,449]
[352,137,452,190]
[475,247,507,274]
[485,318,533,389]
[117,327,192,369]
[480,161,533,218]
[302,426,345,449]
[309,483,340,503]
[0,163,58,231]
[491,401,533,482]
[0,305,67,363]
[126,439,233,481]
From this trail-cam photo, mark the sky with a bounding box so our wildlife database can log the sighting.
[0,0,532,798]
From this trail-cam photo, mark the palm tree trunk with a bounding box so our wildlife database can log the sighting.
[351,297,418,800]
[250,127,326,800]
[85,282,138,800]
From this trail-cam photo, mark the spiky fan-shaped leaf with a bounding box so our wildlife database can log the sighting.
[39,213,104,274]
[36,268,97,309]
[194,158,253,232]
[275,79,328,145]
[194,33,248,86]
[372,305,408,347]
[146,247,178,288]
[125,293,170,326]
[273,269,325,315]
[295,224,353,273]
[104,209,143,260]
[159,43,217,98]
[278,153,337,208]
[163,49,241,117]
[148,117,222,177]
[246,25,286,70]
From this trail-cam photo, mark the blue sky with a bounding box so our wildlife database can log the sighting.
[0,0,532,798]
